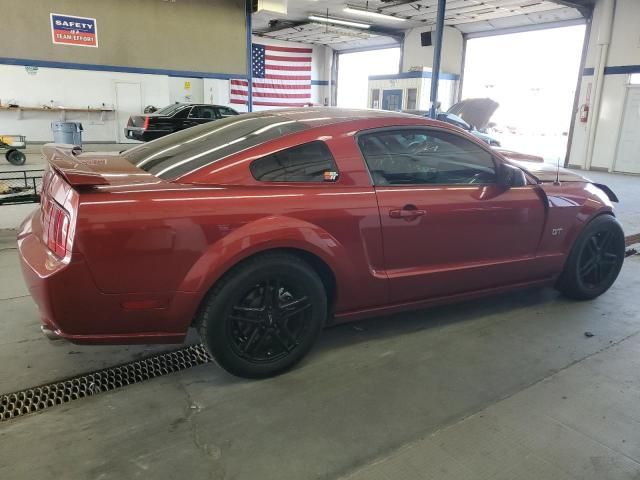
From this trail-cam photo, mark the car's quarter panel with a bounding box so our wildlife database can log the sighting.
[73,182,386,334]
[18,212,194,343]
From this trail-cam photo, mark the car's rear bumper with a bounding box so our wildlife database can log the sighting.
[124,128,171,142]
[17,211,194,345]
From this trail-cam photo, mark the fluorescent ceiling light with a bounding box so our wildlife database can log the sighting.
[343,6,406,22]
[308,15,371,29]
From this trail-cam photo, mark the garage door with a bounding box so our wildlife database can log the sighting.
[614,86,640,174]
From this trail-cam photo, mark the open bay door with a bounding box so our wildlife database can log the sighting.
[614,86,640,174]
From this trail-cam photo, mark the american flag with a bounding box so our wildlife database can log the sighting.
[230,44,312,108]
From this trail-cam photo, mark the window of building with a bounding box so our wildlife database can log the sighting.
[250,141,339,183]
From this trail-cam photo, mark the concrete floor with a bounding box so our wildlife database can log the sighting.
[0,231,639,479]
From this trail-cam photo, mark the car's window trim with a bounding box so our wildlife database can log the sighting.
[249,139,341,184]
[355,125,500,188]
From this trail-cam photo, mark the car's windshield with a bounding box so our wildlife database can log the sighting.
[154,104,186,116]
[122,113,309,180]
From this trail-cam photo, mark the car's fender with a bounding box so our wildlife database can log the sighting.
[538,182,615,257]
[177,215,359,308]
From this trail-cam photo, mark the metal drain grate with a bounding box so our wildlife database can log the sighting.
[0,343,211,422]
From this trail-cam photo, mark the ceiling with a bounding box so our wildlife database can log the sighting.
[253,0,588,50]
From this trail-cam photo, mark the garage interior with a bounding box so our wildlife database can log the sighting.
[1,0,640,479]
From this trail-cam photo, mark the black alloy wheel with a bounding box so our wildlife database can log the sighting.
[227,278,312,363]
[197,253,326,378]
[577,230,620,290]
[557,215,625,300]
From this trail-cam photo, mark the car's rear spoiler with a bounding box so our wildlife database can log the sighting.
[42,144,110,186]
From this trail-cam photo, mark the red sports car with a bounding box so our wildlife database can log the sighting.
[18,108,625,378]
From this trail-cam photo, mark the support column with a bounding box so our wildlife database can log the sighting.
[245,0,253,112]
[429,0,446,119]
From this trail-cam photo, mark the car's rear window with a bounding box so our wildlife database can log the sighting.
[122,114,309,180]
[154,104,186,116]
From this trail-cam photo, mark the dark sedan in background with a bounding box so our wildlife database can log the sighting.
[125,103,239,142]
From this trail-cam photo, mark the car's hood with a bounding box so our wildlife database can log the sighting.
[495,149,544,163]
[447,98,499,130]
[511,159,590,183]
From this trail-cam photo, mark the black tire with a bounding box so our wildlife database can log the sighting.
[197,253,327,378]
[6,149,26,166]
[557,215,625,300]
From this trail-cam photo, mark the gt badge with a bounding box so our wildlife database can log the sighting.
[552,228,563,236]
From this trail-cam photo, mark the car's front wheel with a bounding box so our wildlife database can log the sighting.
[557,214,625,300]
[197,253,327,378]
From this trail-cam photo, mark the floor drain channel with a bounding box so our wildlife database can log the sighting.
[0,343,211,422]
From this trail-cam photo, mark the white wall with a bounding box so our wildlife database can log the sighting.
[169,77,204,104]
[204,79,231,106]
[0,35,335,142]
[0,64,170,142]
[402,26,464,76]
[568,0,640,172]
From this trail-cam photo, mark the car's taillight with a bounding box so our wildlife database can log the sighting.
[143,116,150,130]
[46,201,70,258]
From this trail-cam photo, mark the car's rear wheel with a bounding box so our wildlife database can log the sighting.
[557,215,625,300]
[197,253,327,378]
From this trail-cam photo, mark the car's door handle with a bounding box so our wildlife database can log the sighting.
[389,205,426,219]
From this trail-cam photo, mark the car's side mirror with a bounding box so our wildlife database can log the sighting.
[497,163,527,189]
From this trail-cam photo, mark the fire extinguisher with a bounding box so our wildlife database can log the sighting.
[579,104,589,123]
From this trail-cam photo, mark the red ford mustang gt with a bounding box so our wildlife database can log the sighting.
[18,108,625,378]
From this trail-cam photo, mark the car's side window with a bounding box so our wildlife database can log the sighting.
[250,141,339,183]
[172,107,191,119]
[358,129,496,186]
[189,106,217,119]
[216,107,238,118]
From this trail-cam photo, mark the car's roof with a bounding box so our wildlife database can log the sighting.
[172,103,232,108]
[228,107,440,128]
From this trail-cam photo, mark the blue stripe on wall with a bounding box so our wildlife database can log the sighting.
[311,80,329,85]
[369,71,460,81]
[583,65,640,76]
[0,57,247,80]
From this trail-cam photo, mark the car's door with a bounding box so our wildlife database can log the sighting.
[357,127,548,304]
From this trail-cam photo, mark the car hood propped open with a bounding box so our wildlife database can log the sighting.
[447,98,499,130]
